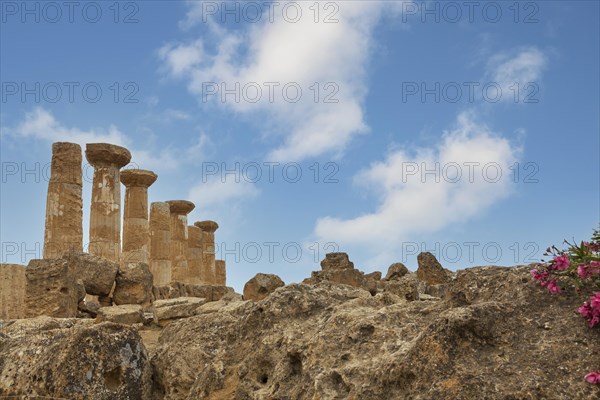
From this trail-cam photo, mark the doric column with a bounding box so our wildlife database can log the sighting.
[166,201,195,283]
[149,202,171,285]
[186,225,203,284]
[194,220,218,284]
[43,142,83,259]
[85,143,131,263]
[215,259,226,286]
[120,169,157,265]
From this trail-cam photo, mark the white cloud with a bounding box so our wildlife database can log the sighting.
[486,47,547,102]
[159,1,405,161]
[313,112,522,254]
[6,107,211,172]
[12,107,127,146]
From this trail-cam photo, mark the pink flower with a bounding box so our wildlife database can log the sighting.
[546,280,561,294]
[553,254,570,270]
[579,293,600,328]
[530,269,548,285]
[585,371,600,384]
[578,265,591,279]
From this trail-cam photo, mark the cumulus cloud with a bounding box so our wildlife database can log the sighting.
[158,1,405,161]
[5,107,211,172]
[313,112,522,253]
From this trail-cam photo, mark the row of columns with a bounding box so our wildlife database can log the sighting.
[42,142,226,286]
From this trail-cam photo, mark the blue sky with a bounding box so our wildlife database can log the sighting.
[1,1,598,292]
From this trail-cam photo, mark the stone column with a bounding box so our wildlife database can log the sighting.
[120,170,157,265]
[215,259,226,286]
[149,202,171,285]
[195,221,218,284]
[85,143,131,263]
[167,201,195,283]
[43,142,83,259]
[187,225,203,284]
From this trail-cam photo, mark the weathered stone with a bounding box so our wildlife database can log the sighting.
[113,262,153,307]
[152,283,235,302]
[320,252,354,271]
[382,273,420,301]
[151,269,600,400]
[149,202,172,286]
[384,262,409,281]
[24,258,78,318]
[167,200,195,283]
[86,143,132,263]
[416,252,449,285]
[194,220,219,284]
[243,273,285,301]
[98,295,113,307]
[186,225,203,284]
[43,142,83,258]
[215,259,227,286]
[365,271,382,281]
[96,304,143,325]
[153,297,207,326]
[0,320,151,398]
[0,263,26,319]
[78,298,101,318]
[120,169,157,265]
[65,252,119,296]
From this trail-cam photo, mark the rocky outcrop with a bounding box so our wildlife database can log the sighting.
[243,273,285,301]
[150,266,600,399]
[66,252,119,297]
[113,262,153,308]
[304,253,377,294]
[0,318,151,399]
[384,262,409,280]
[0,263,26,319]
[416,251,449,285]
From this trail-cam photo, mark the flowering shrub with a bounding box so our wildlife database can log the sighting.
[530,228,600,385]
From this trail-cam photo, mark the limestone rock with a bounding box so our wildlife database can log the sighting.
[78,298,101,318]
[243,273,285,301]
[0,320,151,399]
[0,263,26,319]
[320,252,354,271]
[96,304,143,325]
[152,283,235,302]
[66,252,119,296]
[150,268,600,400]
[381,273,420,301]
[365,271,382,281]
[416,252,449,285]
[24,258,78,318]
[113,262,153,307]
[384,262,409,280]
[153,297,207,326]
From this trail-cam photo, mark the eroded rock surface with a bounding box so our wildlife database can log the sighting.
[0,319,151,399]
[243,273,285,301]
[151,266,600,400]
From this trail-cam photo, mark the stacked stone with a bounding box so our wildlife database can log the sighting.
[85,143,131,263]
[120,169,157,265]
[149,202,171,285]
[215,259,226,286]
[186,225,204,284]
[195,221,218,284]
[167,201,195,283]
[43,142,83,259]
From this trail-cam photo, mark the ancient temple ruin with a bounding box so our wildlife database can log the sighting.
[0,141,228,320]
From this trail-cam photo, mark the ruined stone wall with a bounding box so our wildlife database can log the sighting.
[0,264,26,319]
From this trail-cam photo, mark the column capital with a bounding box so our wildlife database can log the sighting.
[194,220,218,233]
[166,200,195,215]
[120,169,158,188]
[85,143,131,168]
